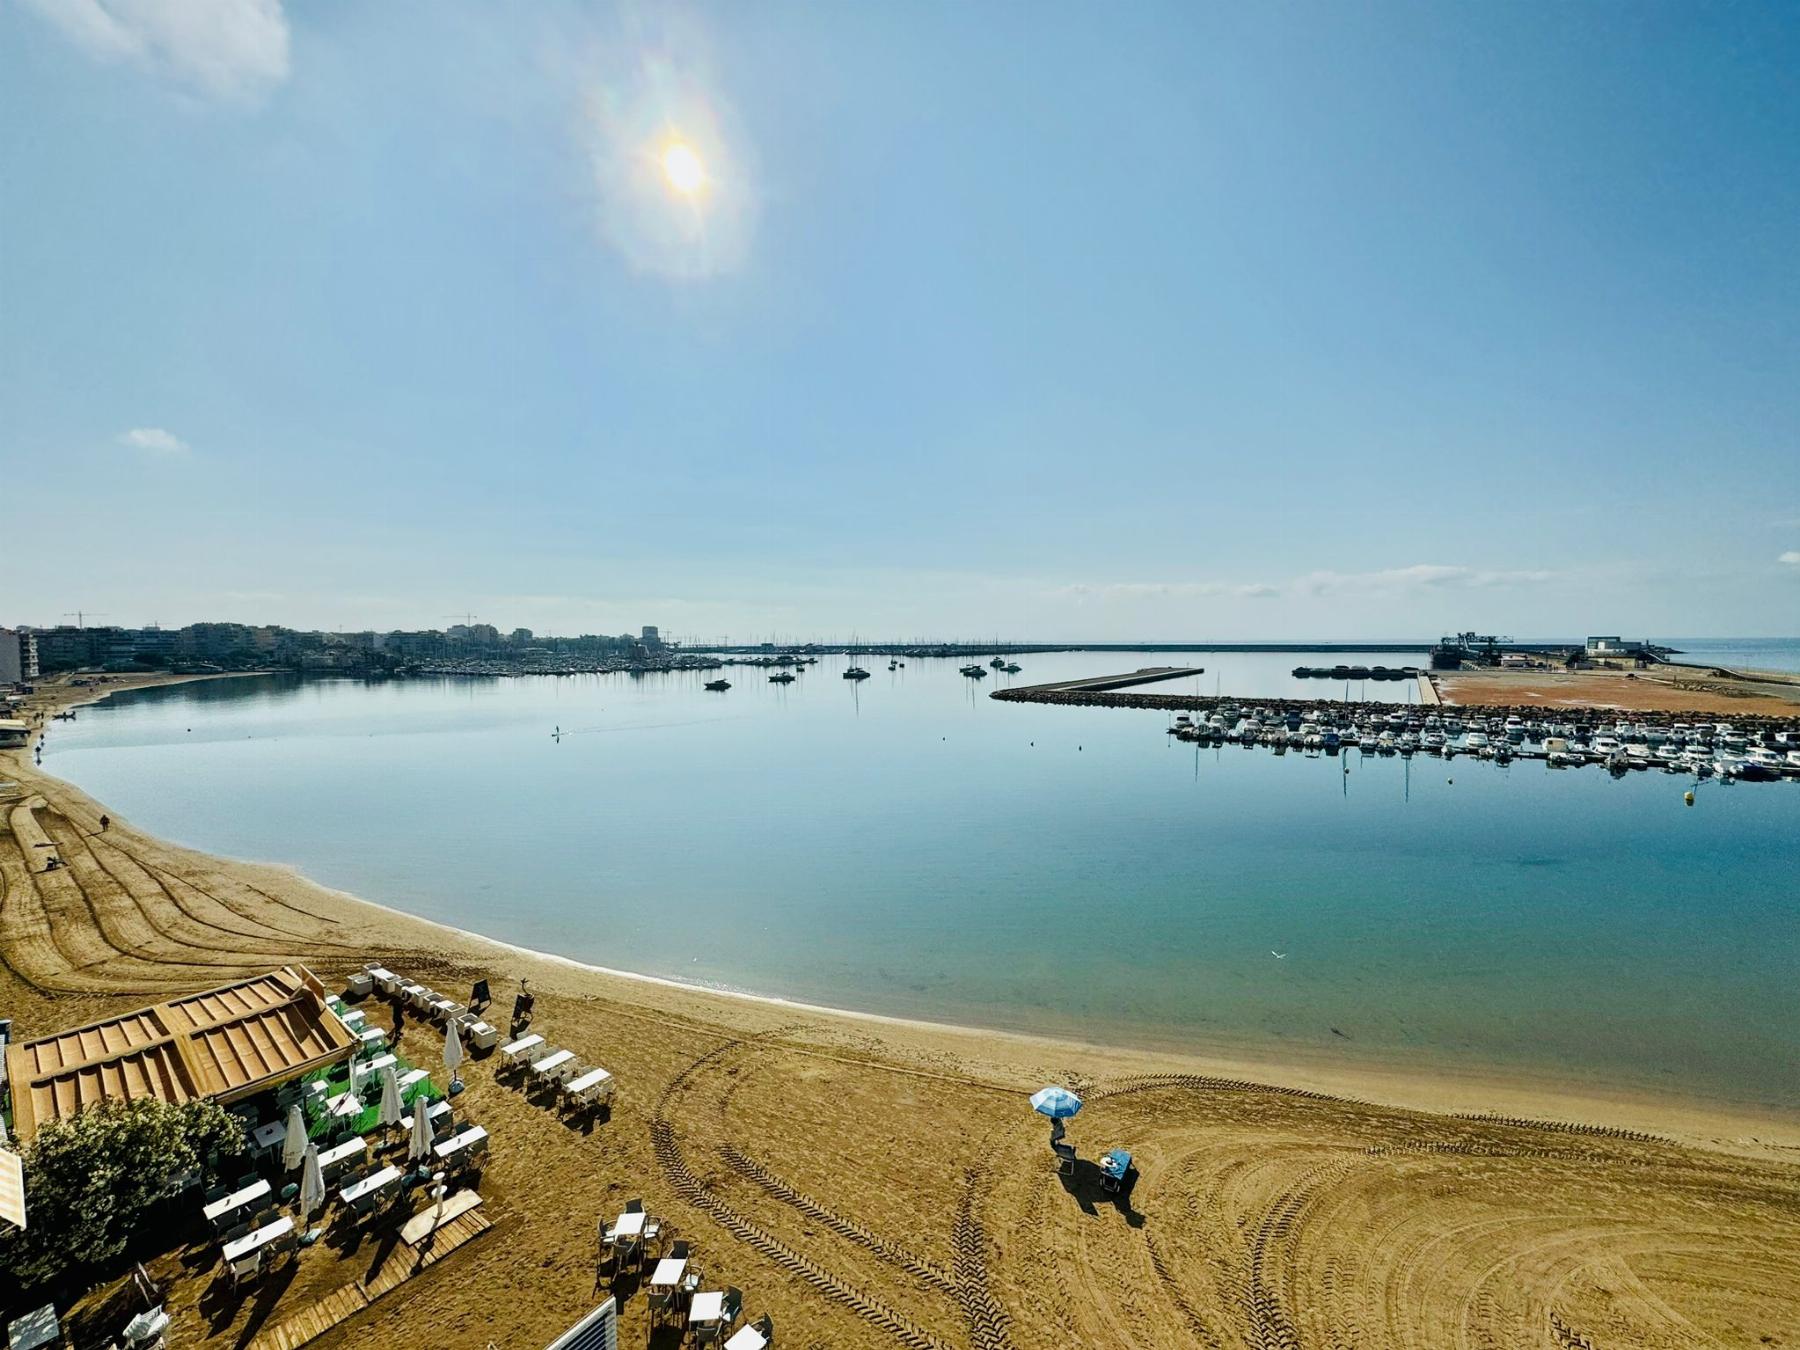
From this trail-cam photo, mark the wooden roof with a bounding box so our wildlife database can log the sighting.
[4,966,356,1143]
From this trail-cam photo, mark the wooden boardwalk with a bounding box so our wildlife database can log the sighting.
[246,1211,492,1350]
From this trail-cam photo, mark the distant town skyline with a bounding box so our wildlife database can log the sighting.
[3,2,1796,640]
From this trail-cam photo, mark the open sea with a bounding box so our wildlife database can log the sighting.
[40,646,1800,1113]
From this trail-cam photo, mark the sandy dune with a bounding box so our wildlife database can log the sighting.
[3,729,1798,1348]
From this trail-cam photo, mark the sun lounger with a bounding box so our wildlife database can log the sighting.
[366,965,398,995]
[562,1066,613,1108]
[407,985,438,1012]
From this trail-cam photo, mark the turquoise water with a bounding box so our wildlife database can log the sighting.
[41,650,1800,1112]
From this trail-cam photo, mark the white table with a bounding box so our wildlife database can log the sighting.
[564,1067,612,1101]
[324,1092,362,1120]
[222,1215,293,1263]
[532,1049,576,1083]
[340,1165,402,1207]
[688,1292,725,1326]
[613,1210,646,1239]
[203,1178,272,1225]
[723,1325,769,1350]
[433,1124,488,1163]
[361,1052,397,1078]
[648,1257,687,1288]
[250,1119,288,1155]
[402,1098,452,1130]
[357,1027,388,1051]
[7,1304,59,1350]
[500,1033,544,1065]
[317,1136,367,1175]
[398,1067,429,1093]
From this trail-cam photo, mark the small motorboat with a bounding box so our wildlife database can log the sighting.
[704,679,731,692]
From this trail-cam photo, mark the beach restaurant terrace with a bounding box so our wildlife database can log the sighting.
[4,966,358,1144]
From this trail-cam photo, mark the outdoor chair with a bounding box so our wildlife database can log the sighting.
[251,1206,277,1230]
[670,1239,690,1261]
[223,1221,252,1243]
[695,1323,724,1348]
[642,1215,661,1245]
[204,1183,227,1204]
[647,1289,672,1323]
[625,1198,644,1214]
[722,1287,743,1327]
[228,1251,261,1287]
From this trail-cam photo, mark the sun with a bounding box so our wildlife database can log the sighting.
[661,141,705,195]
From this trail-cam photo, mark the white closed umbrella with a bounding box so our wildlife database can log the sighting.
[444,1017,464,1091]
[281,1104,307,1171]
[377,1064,403,1130]
[409,1094,434,1162]
[299,1143,326,1219]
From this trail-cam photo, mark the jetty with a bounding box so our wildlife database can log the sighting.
[1014,667,1204,695]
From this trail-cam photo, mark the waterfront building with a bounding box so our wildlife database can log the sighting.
[0,627,25,685]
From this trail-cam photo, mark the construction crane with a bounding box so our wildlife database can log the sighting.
[63,611,108,628]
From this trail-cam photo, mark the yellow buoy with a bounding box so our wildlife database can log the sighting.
[1684,790,1695,806]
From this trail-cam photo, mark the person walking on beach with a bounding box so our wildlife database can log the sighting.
[99,814,109,832]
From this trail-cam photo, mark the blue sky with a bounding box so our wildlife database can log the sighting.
[3,1,1796,641]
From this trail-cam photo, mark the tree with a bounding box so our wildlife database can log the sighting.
[0,1098,243,1288]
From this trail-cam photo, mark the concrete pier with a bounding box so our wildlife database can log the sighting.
[1012,667,1205,695]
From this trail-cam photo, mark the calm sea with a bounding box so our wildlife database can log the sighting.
[42,647,1800,1112]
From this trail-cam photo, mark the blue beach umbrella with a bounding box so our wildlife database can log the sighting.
[1030,1086,1083,1119]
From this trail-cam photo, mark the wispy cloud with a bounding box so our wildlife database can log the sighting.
[1054,564,1557,604]
[23,0,290,103]
[118,427,191,456]
[1780,551,1800,566]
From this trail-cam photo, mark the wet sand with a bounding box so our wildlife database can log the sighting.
[4,675,1798,1348]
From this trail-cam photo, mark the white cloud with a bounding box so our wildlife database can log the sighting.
[24,0,290,103]
[119,427,191,456]
[1780,551,1800,566]
[1055,564,1557,604]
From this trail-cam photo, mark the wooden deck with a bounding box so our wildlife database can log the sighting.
[246,1210,492,1350]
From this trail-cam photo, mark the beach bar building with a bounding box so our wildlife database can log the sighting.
[4,966,357,1144]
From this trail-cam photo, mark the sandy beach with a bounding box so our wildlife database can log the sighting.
[3,675,1798,1348]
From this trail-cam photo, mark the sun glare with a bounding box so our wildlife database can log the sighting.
[661,141,705,195]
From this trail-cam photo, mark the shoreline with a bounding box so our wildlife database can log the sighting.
[9,670,1798,1151]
